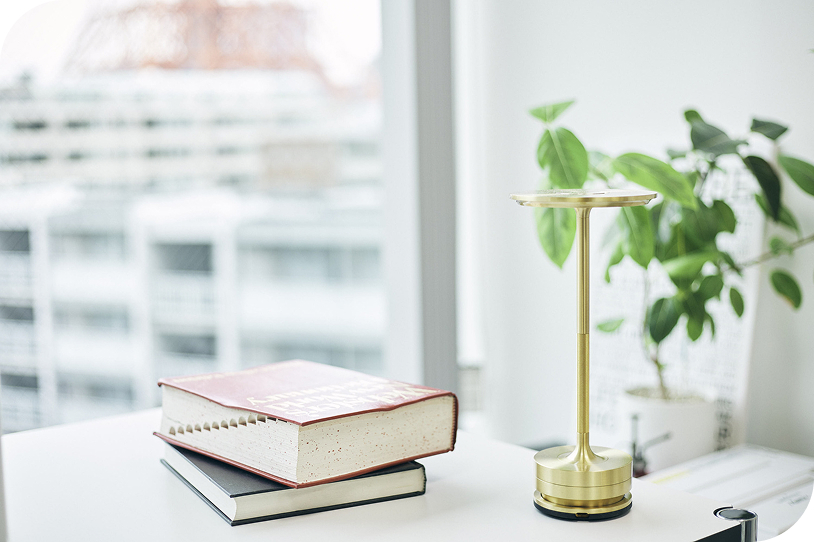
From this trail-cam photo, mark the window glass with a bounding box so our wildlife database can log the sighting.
[0,0,383,432]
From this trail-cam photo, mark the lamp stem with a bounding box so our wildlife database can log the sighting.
[566,207,596,467]
[576,207,591,445]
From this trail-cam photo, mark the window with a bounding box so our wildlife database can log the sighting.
[350,247,381,283]
[12,120,47,131]
[159,334,217,359]
[240,244,381,284]
[54,305,129,334]
[0,305,34,322]
[0,372,40,432]
[57,374,135,424]
[270,247,343,281]
[58,376,133,403]
[241,339,383,374]
[0,230,30,253]
[1,373,38,389]
[0,0,385,431]
[0,0,459,433]
[155,244,213,274]
[51,232,126,261]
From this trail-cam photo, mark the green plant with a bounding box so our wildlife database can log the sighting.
[530,100,814,398]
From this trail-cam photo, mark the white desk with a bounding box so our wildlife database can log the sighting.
[2,409,740,542]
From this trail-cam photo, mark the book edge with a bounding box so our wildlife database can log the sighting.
[233,460,426,497]
[161,458,427,527]
[229,489,427,526]
[159,383,457,428]
[162,441,288,499]
[161,459,237,525]
[450,394,459,451]
[168,441,425,498]
[155,431,453,488]
[156,432,301,487]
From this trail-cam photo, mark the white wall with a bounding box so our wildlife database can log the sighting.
[456,0,814,453]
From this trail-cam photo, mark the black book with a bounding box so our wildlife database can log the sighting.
[161,443,427,526]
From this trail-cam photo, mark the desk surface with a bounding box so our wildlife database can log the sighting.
[3,409,739,542]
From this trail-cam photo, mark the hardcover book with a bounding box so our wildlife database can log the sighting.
[162,443,427,526]
[154,360,457,488]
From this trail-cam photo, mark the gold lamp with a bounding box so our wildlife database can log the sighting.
[510,188,657,521]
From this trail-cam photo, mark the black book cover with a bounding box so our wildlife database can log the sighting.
[162,444,426,525]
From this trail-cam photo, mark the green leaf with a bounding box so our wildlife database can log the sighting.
[535,207,576,268]
[754,192,770,216]
[684,170,700,188]
[683,202,720,246]
[681,290,707,323]
[588,151,614,181]
[684,109,704,123]
[667,149,687,160]
[729,287,744,317]
[751,118,788,141]
[649,297,681,344]
[779,155,814,196]
[770,269,802,309]
[605,242,624,283]
[530,100,575,124]
[743,156,782,221]
[657,222,695,262]
[537,129,551,169]
[706,313,716,337]
[619,206,654,268]
[698,274,724,300]
[613,153,697,209]
[690,121,746,156]
[538,128,588,189]
[597,318,625,332]
[687,315,703,341]
[754,195,797,232]
[769,237,794,256]
[779,207,800,233]
[661,251,717,280]
[712,200,736,234]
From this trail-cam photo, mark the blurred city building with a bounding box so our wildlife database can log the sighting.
[0,0,385,432]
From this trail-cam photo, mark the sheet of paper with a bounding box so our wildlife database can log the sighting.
[643,444,814,540]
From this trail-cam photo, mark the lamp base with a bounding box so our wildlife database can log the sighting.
[534,490,632,521]
[534,444,633,521]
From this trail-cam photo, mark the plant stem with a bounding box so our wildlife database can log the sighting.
[641,271,650,359]
[739,232,814,269]
[654,354,668,400]
[695,159,715,197]
[641,269,668,399]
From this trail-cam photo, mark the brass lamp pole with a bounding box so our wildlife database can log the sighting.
[510,188,657,521]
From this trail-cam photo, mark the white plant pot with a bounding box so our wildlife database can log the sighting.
[617,387,717,475]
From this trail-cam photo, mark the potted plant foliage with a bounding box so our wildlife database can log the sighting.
[528,99,814,471]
